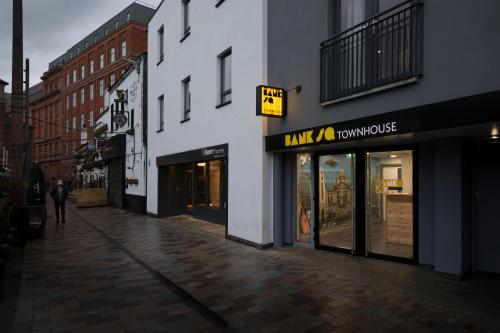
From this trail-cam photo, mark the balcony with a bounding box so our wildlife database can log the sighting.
[320,0,424,105]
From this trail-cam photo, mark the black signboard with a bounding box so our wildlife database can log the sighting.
[266,90,500,151]
[157,144,228,166]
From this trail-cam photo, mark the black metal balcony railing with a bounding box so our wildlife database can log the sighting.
[320,0,423,104]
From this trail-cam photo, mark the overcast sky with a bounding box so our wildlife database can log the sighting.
[0,0,161,92]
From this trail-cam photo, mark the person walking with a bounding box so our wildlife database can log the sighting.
[50,180,68,223]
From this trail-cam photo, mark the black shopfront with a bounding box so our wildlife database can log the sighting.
[267,91,500,270]
[156,144,228,226]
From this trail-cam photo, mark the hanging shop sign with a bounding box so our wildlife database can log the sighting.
[256,85,287,118]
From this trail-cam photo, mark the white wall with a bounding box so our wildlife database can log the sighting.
[147,0,272,245]
[109,57,147,198]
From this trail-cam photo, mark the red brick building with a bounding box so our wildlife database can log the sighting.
[31,2,154,189]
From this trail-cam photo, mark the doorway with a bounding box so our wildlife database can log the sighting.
[474,142,500,274]
[315,152,356,253]
[311,148,416,262]
[184,169,193,213]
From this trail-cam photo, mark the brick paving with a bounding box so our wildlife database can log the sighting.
[12,204,217,333]
[74,206,500,332]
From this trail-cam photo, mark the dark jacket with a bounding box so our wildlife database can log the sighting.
[50,185,68,204]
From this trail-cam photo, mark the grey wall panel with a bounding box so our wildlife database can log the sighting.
[267,0,500,136]
[418,142,435,266]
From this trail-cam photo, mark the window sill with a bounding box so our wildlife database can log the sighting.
[215,0,226,8]
[215,100,232,109]
[157,57,164,66]
[180,31,191,43]
[156,129,164,133]
[180,118,191,124]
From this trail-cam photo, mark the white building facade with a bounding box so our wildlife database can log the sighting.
[147,0,273,246]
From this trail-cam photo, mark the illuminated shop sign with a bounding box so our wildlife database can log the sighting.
[266,121,401,151]
[256,85,287,118]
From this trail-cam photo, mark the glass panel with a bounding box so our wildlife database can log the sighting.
[209,161,221,209]
[367,150,413,259]
[296,154,312,244]
[195,162,207,206]
[340,0,365,32]
[318,154,355,249]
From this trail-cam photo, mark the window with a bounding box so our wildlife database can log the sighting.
[110,73,116,87]
[89,111,94,127]
[158,95,164,131]
[66,74,70,86]
[105,27,108,36]
[65,95,69,110]
[99,54,104,69]
[72,70,77,83]
[182,0,191,38]
[72,116,76,130]
[209,160,221,208]
[81,113,86,128]
[89,83,94,100]
[81,65,85,79]
[158,25,165,62]
[182,76,191,121]
[99,79,104,96]
[77,47,80,54]
[72,92,77,107]
[65,119,69,133]
[80,88,85,104]
[90,60,95,74]
[114,21,119,29]
[296,154,312,244]
[218,49,232,105]
[110,47,116,63]
[94,35,98,43]
[121,40,127,58]
[99,106,104,115]
[85,41,89,49]
[127,12,131,21]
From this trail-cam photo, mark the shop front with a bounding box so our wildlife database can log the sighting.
[156,144,228,226]
[267,91,500,270]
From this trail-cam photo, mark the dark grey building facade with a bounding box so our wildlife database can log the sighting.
[266,0,500,278]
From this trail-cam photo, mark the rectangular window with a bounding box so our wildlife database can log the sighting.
[81,65,85,79]
[158,95,164,131]
[65,119,69,133]
[72,70,77,83]
[121,40,127,58]
[81,113,86,128]
[296,154,312,244]
[66,74,70,86]
[209,160,221,209]
[89,83,94,100]
[72,116,76,130]
[90,60,95,74]
[219,49,232,105]
[367,150,414,259]
[99,79,104,96]
[182,0,191,37]
[195,162,207,206]
[89,111,94,127]
[99,106,104,115]
[158,25,165,62]
[182,76,191,121]
[80,88,85,104]
[99,54,105,69]
[72,92,77,107]
[110,73,116,87]
[110,47,116,63]
[65,95,69,110]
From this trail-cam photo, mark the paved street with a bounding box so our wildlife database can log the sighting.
[10,203,500,332]
[12,204,217,333]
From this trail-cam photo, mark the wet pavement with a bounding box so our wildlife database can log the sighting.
[12,204,217,333]
[75,206,500,333]
[10,204,500,332]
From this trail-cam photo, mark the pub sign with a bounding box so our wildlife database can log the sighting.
[256,85,287,118]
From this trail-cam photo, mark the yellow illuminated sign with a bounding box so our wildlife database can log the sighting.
[256,85,287,118]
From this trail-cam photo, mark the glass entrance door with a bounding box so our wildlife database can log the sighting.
[317,153,356,251]
[366,150,414,259]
